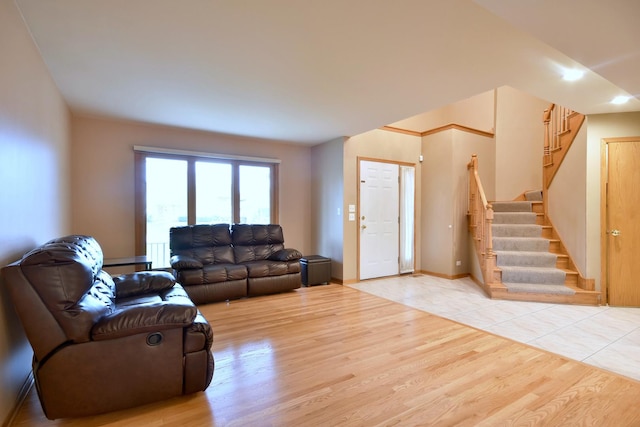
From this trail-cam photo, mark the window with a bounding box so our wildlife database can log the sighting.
[135,150,278,268]
[144,158,188,268]
[239,165,271,224]
[196,161,232,224]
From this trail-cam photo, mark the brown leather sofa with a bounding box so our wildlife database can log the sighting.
[170,224,302,304]
[1,235,214,419]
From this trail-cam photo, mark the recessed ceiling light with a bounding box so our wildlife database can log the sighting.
[611,95,631,104]
[562,69,584,81]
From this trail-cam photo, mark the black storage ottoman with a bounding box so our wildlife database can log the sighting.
[300,255,331,286]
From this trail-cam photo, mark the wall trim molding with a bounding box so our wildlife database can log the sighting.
[133,145,281,164]
[381,124,494,138]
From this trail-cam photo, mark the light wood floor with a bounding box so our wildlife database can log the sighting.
[11,284,640,426]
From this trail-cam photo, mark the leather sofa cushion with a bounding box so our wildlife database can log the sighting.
[171,224,235,265]
[184,312,214,353]
[177,263,247,285]
[269,248,303,261]
[244,260,300,278]
[92,286,197,341]
[171,224,232,249]
[231,224,287,263]
[170,254,203,269]
[231,224,284,245]
[114,271,176,299]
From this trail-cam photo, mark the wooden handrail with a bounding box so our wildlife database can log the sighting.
[467,154,496,287]
[542,103,585,188]
[467,155,490,209]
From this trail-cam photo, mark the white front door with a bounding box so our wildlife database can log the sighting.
[359,160,399,280]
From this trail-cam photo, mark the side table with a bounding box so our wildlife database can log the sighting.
[103,256,152,270]
[300,255,331,286]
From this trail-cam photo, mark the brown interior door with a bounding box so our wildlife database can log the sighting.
[607,139,640,306]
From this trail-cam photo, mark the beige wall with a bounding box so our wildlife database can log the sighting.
[443,90,496,133]
[421,130,495,277]
[585,112,640,290]
[0,0,71,422]
[70,115,313,258]
[343,129,422,282]
[390,90,495,133]
[421,131,455,276]
[494,86,548,200]
[548,123,588,277]
[310,137,345,279]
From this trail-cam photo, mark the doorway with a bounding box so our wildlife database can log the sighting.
[358,159,415,280]
[602,137,640,307]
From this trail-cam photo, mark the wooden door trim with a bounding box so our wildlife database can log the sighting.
[601,137,640,305]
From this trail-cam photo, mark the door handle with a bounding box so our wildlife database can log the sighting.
[610,229,621,237]
[361,224,367,230]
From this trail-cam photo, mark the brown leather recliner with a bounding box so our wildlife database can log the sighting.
[1,235,214,419]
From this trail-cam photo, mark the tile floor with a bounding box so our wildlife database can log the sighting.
[348,274,640,382]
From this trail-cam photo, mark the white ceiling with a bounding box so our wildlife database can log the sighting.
[15,0,640,144]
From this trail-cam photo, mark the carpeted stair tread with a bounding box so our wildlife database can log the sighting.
[500,266,566,285]
[503,282,576,295]
[524,190,543,201]
[493,212,538,224]
[493,237,550,252]
[489,192,576,297]
[491,201,532,212]
[495,251,557,268]
[492,224,542,238]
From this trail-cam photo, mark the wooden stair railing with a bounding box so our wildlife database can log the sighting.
[542,103,585,188]
[467,154,496,289]
[541,103,595,294]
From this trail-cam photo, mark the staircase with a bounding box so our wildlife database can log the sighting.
[467,100,597,305]
[488,190,600,305]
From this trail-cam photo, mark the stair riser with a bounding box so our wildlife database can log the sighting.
[531,202,544,214]
[493,238,549,252]
[491,202,532,213]
[493,212,538,225]
[494,269,577,286]
[496,255,557,268]
[565,273,578,285]
[501,270,566,285]
[493,212,545,225]
[488,286,600,305]
[492,225,542,238]
[524,191,543,202]
[549,241,561,252]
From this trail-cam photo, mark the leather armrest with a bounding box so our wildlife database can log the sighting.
[269,248,303,261]
[113,271,176,299]
[91,301,197,341]
[170,255,203,270]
